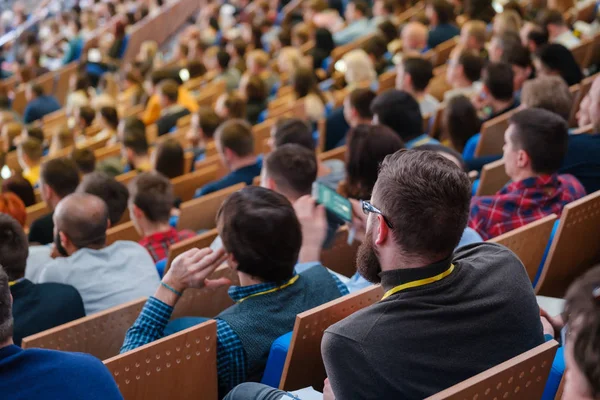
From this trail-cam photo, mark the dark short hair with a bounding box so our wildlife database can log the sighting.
[527,26,548,47]
[154,139,185,179]
[2,175,35,207]
[217,119,254,157]
[26,126,45,143]
[537,9,566,28]
[443,95,481,153]
[29,83,44,97]
[0,266,13,344]
[216,50,231,69]
[100,106,119,130]
[71,147,96,174]
[428,0,455,24]
[457,49,484,82]
[371,89,423,142]
[217,186,301,283]
[129,172,174,223]
[0,213,28,280]
[351,0,369,16]
[77,172,129,226]
[197,107,221,139]
[159,79,180,103]
[508,108,568,174]
[273,118,314,150]
[536,43,583,86]
[78,105,96,127]
[222,93,246,119]
[19,137,43,162]
[245,75,268,102]
[403,57,434,92]
[501,44,531,68]
[123,128,149,156]
[346,124,405,200]
[348,88,376,119]
[122,116,146,136]
[374,149,471,257]
[483,62,514,101]
[264,144,317,197]
[40,158,80,198]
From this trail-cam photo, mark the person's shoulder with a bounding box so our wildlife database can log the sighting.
[454,242,522,273]
[557,173,586,196]
[36,281,81,297]
[326,300,387,342]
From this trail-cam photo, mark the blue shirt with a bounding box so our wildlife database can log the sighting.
[405,134,440,148]
[559,133,600,195]
[0,344,123,400]
[120,268,348,394]
[427,23,460,48]
[333,19,375,45]
[194,160,262,198]
[23,95,61,124]
[62,36,84,65]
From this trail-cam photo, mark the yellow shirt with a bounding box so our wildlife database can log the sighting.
[23,164,41,187]
[142,87,199,125]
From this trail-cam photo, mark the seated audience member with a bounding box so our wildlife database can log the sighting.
[0,193,26,227]
[1,122,22,153]
[122,128,152,172]
[401,22,429,54]
[362,35,391,75]
[76,172,129,226]
[2,176,35,207]
[309,28,336,71]
[21,126,45,149]
[426,0,460,48]
[246,50,278,95]
[129,172,195,263]
[153,139,185,179]
[444,95,482,153]
[343,88,377,129]
[23,83,61,124]
[445,47,484,102]
[501,44,532,100]
[240,75,268,125]
[0,266,123,399]
[371,89,437,147]
[35,193,160,315]
[212,50,242,91]
[155,80,191,136]
[537,9,580,49]
[71,148,97,175]
[488,31,523,63]
[215,92,247,120]
[18,138,43,187]
[28,159,80,246]
[74,106,96,141]
[396,57,440,116]
[0,214,85,346]
[292,67,328,122]
[121,186,348,396]
[475,62,518,122]
[492,9,521,36]
[522,23,549,53]
[334,0,373,45]
[270,118,345,188]
[469,108,586,240]
[341,49,378,90]
[194,120,261,197]
[49,127,75,157]
[142,70,199,125]
[276,47,302,85]
[95,106,119,141]
[186,107,222,163]
[534,43,583,87]
[460,20,488,58]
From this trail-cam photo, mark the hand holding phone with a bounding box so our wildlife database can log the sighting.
[312,182,352,222]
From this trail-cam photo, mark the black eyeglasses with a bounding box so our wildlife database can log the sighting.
[361,200,394,229]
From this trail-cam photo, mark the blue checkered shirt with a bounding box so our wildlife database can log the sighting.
[121,267,348,395]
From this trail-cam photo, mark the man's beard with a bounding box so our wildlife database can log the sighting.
[356,228,382,284]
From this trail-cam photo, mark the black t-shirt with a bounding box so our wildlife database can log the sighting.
[28,212,54,245]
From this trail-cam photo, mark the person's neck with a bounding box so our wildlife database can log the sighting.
[351,117,372,127]
[453,77,473,89]
[489,98,513,114]
[133,154,151,169]
[510,169,539,183]
[238,271,266,287]
[141,220,173,237]
[411,89,427,102]
[553,26,570,39]
[380,250,444,272]
[229,155,257,172]
[0,338,14,350]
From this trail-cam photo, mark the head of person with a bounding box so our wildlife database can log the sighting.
[0,193,26,227]
[426,0,455,27]
[481,62,515,103]
[53,193,109,256]
[71,73,91,93]
[98,106,119,131]
[501,44,532,93]
[1,122,21,153]
[2,175,35,207]
[537,9,568,40]
[377,20,399,45]
[562,266,600,400]
[122,128,149,166]
[261,144,317,201]
[22,126,44,145]
[241,74,268,104]
[291,23,311,48]
[396,56,434,96]
[489,31,523,63]
[24,46,41,67]
[40,158,80,209]
[76,172,129,226]
[314,28,335,55]
[503,108,568,180]
[492,9,522,36]
[443,95,482,153]
[416,143,468,171]
[118,116,145,143]
[343,88,376,127]
[292,67,321,99]
[76,105,96,129]
[371,89,423,142]
[70,147,96,176]
[216,50,231,72]
[401,22,428,53]
[464,0,496,23]
[374,0,396,17]
[246,49,269,75]
[357,149,471,283]
[341,49,377,87]
[277,47,302,76]
[522,23,548,53]
[446,47,484,87]
[345,0,369,22]
[157,79,180,108]
[214,92,246,120]
[217,186,301,283]
[128,172,175,235]
[187,107,221,147]
[345,124,405,200]
[535,43,583,87]
[460,20,487,52]
[50,126,75,154]
[153,138,185,179]
[0,214,29,293]
[521,75,572,121]
[0,265,13,344]
[269,118,314,151]
[215,119,255,169]
[25,83,44,102]
[17,137,42,170]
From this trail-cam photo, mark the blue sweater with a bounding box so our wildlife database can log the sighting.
[23,95,61,124]
[0,345,123,400]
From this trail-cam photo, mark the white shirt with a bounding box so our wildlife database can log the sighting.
[443,82,483,103]
[419,94,441,117]
[553,30,581,49]
[35,241,160,315]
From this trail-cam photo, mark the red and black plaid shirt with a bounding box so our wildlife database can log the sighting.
[139,227,196,262]
[469,174,586,240]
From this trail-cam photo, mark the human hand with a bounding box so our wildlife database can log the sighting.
[163,247,229,294]
[348,199,366,242]
[540,316,555,338]
[323,378,335,400]
[294,195,327,262]
[539,307,564,336]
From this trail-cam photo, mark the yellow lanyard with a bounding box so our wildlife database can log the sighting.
[237,275,300,303]
[8,278,23,287]
[381,264,455,300]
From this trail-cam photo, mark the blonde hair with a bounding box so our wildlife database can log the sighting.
[493,10,522,36]
[463,20,487,46]
[50,126,75,155]
[278,47,303,75]
[342,49,377,86]
[247,49,269,69]
[139,41,158,62]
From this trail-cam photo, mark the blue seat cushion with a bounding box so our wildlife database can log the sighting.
[261,331,293,388]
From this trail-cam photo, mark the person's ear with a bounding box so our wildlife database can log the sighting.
[404,74,413,91]
[132,204,145,221]
[266,177,277,191]
[517,149,530,169]
[226,252,238,270]
[59,231,71,251]
[374,214,390,246]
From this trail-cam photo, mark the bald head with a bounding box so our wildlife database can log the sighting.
[54,193,109,250]
[402,22,428,53]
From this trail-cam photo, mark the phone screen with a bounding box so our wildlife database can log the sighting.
[312,182,352,222]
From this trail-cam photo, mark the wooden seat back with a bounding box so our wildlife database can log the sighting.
[476,159,509,196]
[280,285,385,391]
[320,227,361,278]
[26,202,50,229]
[165,229,219,274]
[171,165,220,202]
[319,145,346,163]
[115,170,139,187]
[178,183,245,232]
[22,298,146,361]
[475,110,516,157]
[104,320,218,400]
[571,37,594,69]
[106,221,140,245]
[425,341,558,400]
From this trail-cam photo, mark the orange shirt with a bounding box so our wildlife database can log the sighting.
[142,87,199,125]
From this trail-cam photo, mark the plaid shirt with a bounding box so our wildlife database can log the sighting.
[139,228,196,262]
[469,174,586,240]
[120,268,348,395]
